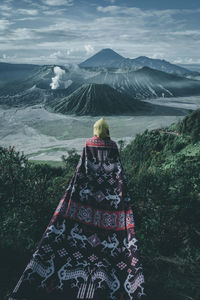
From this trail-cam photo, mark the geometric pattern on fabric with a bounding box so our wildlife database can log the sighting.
[66,201,135,231]
[87,234,101,247]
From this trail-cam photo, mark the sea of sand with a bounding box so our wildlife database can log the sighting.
[0,95,200,162]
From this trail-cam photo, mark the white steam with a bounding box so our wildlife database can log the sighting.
[64,80,73,89]
[50,66,65,90]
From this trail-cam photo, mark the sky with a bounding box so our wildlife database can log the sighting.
[0,0,200,65]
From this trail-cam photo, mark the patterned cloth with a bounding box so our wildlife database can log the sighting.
[9,136,147,300]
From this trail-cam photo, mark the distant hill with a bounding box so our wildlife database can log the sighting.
[0,85,46,107]
[0,62,39,84]
[118,56,192,75]
[178,63,200,73]
[45,83,189,116]
[176,108,200,142]
[0,64,73,94]
[0,65,59,96]
[86,67,200,99]
[0,65,81,107]
[79,48,194,75]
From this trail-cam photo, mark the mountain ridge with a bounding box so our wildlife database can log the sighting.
[86,66,200,99]
[1,50,200,111]
[79,48,195,75]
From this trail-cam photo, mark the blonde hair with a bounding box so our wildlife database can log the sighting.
[93,117,110,138]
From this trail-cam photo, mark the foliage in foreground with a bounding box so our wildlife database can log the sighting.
[120,109,200,300]
[0,146,79,299]
[0,109,200,299]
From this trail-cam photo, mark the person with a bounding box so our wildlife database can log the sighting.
[9,117,147,300]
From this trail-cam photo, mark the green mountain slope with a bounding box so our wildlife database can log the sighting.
[120,108,200,299]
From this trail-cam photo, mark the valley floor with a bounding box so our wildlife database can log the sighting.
[1,95,200,162]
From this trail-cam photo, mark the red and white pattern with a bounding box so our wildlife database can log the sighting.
[57,248,68,257]
[117,262,127,270]
[73,251,83,259]
[88,254,98,262]
[131,257,138,266]
[86,136,117,148]
[66,201,135,230]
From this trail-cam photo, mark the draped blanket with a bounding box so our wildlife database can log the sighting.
[9,136,147,300]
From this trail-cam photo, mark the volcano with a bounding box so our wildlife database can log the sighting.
[45,83,189,116]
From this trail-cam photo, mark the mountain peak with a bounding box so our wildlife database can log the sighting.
[99,48,121,54]
[79,48,124,68]
[135,56,149,60]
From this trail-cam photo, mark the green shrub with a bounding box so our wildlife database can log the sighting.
[120,121,200,299]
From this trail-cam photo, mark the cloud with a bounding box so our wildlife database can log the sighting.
[97,6,120,13]
[170,30,200,36]
[0,19,12,31]
[42,8,67,15]
[4,0,13,3]
[7,28,41,41]
[23,0,35,3]
[17,9,38,15]
[0,52,17,62]
[172,57,200,64]
[49,47,91,61]
[104,0,116,3]
[0,12,12,17]
[50,50,71,60]
[1,2,200,65]
[97,6,200,21]
[14,17,40,21]
[151,53,166,59]
[0,3,12,16]
[84,45,95,55]
[0,4,12,10]
[1,53,7,59]
[42,0,73,6]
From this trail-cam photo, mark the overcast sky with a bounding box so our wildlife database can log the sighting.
[0,0,200,65]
